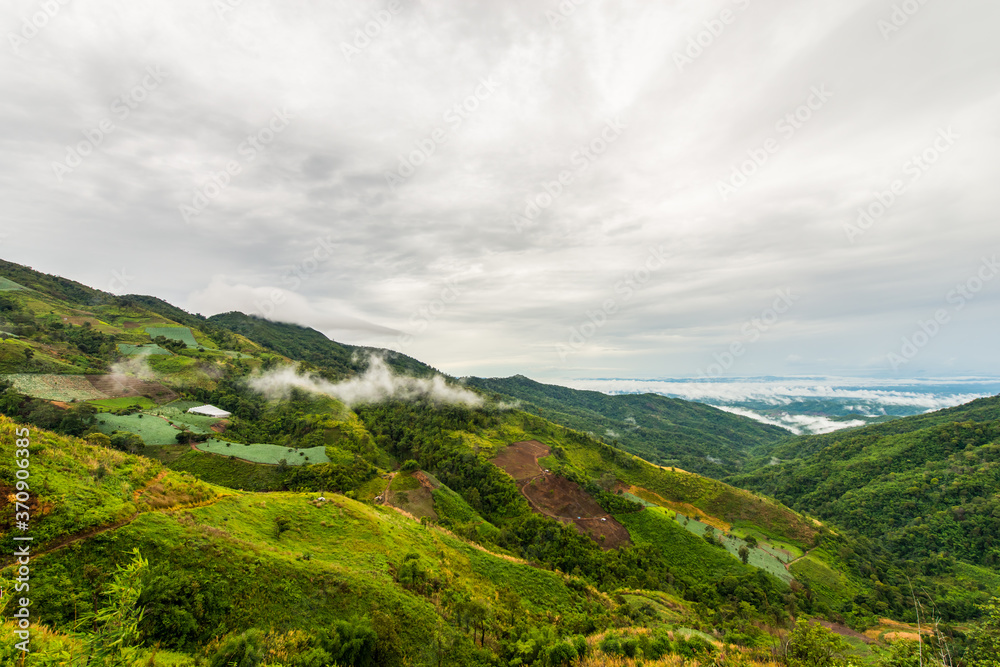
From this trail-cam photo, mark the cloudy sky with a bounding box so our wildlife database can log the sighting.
[2,0,999,380]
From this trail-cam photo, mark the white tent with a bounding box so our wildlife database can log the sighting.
[187,404,232,418]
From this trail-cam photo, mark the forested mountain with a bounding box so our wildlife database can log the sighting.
[1,257,999,666]
[466,375,790,477]
[731,397,1000,581]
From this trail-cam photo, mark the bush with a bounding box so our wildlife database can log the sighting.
[401,459,420,472]
[210,628,266,667]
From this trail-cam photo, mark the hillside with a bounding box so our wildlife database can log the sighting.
[3,258,1000,665]
[732,396,1000,611]
[465,375,790,477]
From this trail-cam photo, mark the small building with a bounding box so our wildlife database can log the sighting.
[187,404,232,418]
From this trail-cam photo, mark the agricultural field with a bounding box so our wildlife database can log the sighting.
[87,396,157,412]
[0,277,25,290]
[86,374,178,403]
[117,343,173,355]
[196,439,330,465]
[149,402,224,434]
[146,326,199,347]
[4,373,107,400]
[94,413,182,445]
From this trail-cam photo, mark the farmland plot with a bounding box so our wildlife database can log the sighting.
[196,439,329,465]
[94,413,181,445]
[5,373,107,401]
[145,326,199,347]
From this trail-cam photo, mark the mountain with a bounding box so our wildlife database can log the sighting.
[465,375,790,477]
[731,396,1000,583]
[2,257,999,666]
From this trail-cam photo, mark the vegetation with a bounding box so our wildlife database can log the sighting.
[2,258,1000,666]
[467,374,790,477]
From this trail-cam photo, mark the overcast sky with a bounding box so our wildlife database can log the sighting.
[2,0,999,380]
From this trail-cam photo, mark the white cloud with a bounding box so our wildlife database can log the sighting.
[2,0,1000,379]
[248,356,482,408]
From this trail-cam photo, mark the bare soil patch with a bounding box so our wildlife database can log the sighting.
[86,375,177,403]
[491,440,631,550]
[491,440,550,481]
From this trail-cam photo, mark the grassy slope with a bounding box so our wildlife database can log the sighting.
[0,415,218,550]
[2,419,605,665]
[465,375,790,477]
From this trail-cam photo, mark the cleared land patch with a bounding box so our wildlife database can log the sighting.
[0,277,26,291]
[491,440,631,549]
[86,374,177,403]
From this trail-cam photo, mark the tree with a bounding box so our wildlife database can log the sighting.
[745,535,759,549]
[967,596,1000,667]
[739,545,751,565]
[785,619,849,667]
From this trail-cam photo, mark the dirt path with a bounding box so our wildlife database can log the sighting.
[784,549,812,570]
[0,472,225,568]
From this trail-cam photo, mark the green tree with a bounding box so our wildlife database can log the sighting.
[967,596,1000,667]
[785,619,849,667]
[739,545,750,564]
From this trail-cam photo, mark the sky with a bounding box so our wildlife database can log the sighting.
[2,0,999,381]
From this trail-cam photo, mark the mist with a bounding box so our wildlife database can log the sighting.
[248,356,483,408]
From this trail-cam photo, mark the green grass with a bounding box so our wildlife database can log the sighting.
[117,343,173,355]
[391,472,422,492]
[95,413,182,444]
[145,326,200,347]
[88,396,157,412]
[196,439,330,465]
[158,448,289,491]
[0,415,199,549]
[617,507,764,586]
[0,341,93,374]
[789,549,862,611]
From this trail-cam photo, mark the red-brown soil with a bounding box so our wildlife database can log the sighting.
[491,440,632,550]
[86,375,177,403]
